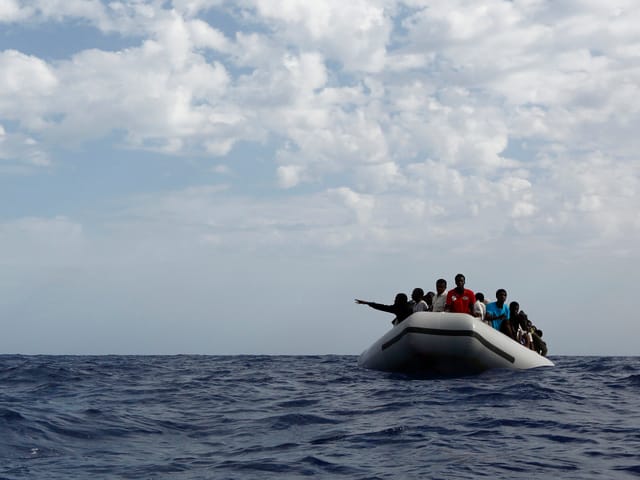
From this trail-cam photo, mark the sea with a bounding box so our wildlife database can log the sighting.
[0,355,638,480]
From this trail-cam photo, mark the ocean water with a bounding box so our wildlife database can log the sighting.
[0,355,638,479]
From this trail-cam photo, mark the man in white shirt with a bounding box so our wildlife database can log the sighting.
[410,287,429,312]
[473,292,487,322]
[432,279,447,312]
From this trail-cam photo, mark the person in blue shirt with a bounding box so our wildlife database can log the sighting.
[485,289,514,338]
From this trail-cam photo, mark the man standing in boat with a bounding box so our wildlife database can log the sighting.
[445,273,475,315]
[432,279,448,312]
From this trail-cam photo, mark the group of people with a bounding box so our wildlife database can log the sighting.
[355,273,548,356]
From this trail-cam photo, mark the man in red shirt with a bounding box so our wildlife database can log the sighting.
[445,273,475,315]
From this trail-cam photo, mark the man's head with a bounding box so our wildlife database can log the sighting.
[518,311,530,328]
[394,293,408,305]
[436,279,447,295]
[509,301,520,315]
[455,274,465,290]
[496,289,507,305]
[425,291,435,306]
[411,288,424,302]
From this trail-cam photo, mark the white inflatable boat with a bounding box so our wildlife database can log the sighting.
[358,312,554,375]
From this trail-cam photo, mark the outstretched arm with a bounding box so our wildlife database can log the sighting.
[357,301,396,314]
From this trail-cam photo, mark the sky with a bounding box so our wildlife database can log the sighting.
[0,0,639,356]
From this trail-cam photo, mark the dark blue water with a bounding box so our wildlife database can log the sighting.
[0,355,638,479]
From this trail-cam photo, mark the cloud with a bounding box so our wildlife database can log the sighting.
[355,161,406,192]
[0,0,114,29]
[249,0,392,72]
[0,125,50,169]
[2,0,640,356]
[329,187,375,224]
[0,0,638,258]
[0,50,58,130]
[4,31,233,152]
[172,0,227,17]
[277,164,304,188]
[0,0,32,22]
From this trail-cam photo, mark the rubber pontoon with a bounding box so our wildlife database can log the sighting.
[358,312,554,374]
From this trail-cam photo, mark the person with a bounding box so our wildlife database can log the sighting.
[355,293,413,325]
[445,274,475,315]
[509,303,537,348]
[514,310,533,348]
[531,327,548,356]
[410,287,429,312]
[432,279,448,312]
[473,292,486,322]
[424,291,435,311]
[485,289,513,338]
[520,311,548,356]
[509,301,521,338]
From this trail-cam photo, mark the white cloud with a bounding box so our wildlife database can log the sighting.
[0,0,638,258]
[2,0,640,355]
[0,0,114,29]
[36,0,108,23]
[277,164,305,188]
[250,0,391,72]
[0,0,32,21]
[510,200,536,219]
[211,163,231,174]
[188,18,232,51]
[0,126,50,168]
[172,0,227,17]
[355,161,406,192]
[329,187,375,224]
[25,37,231,150]
[0,50,58,130]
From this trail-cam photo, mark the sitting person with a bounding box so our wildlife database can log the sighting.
[445,273,475,315]
[355,293,413,325]
[515,311,533,349]
[473,292,487,322]
[509,301,521,338]
[485,289,513,338]
[532,327,548,356]
[410,287,429,312]
[519,312,548,356]
[510,301,535,343]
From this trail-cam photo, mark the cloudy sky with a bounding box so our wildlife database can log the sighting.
[1,0,638,356]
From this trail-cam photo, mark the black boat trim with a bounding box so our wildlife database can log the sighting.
[381,326,515,364]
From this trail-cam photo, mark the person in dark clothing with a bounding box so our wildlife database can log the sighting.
[520,311,548,356]
[532,328,548,356]
[424,291,435,311]
[355,293,413,325]
[515,310,534,349]
[509,301,521,341]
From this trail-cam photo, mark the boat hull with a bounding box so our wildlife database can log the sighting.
[358,312,554,374]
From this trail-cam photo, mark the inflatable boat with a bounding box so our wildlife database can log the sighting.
[358,312,553,375]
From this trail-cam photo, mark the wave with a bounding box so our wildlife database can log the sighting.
[1,354,638,479]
